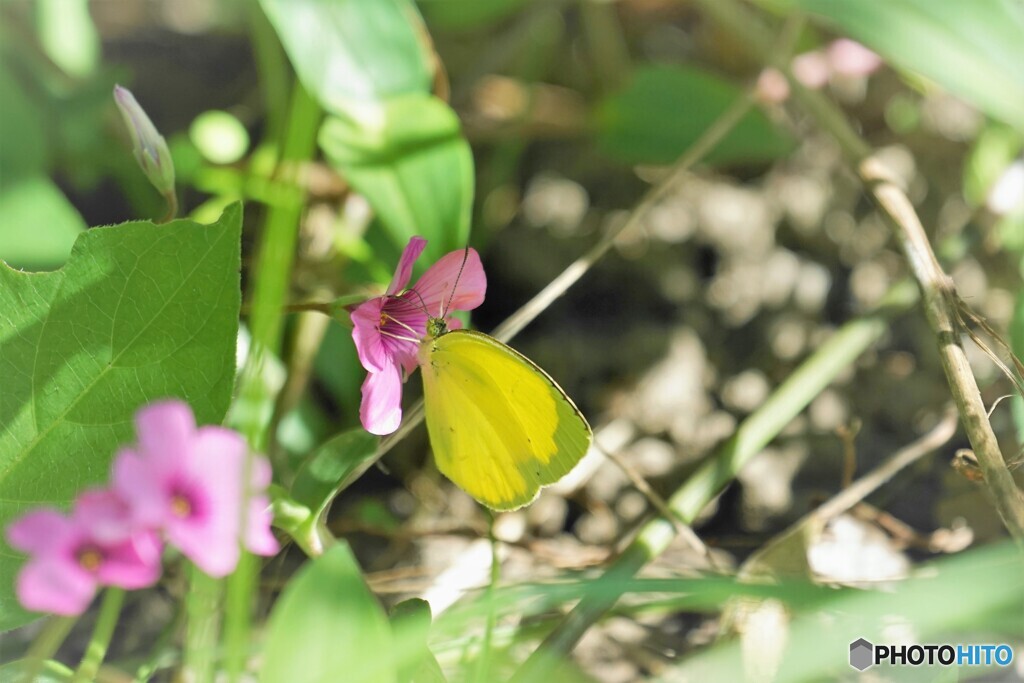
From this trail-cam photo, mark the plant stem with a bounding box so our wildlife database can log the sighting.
[158,191,178,224]
[71,588,125,683]
[20,615,76,683]
[222,71,323,681]
[183,565,222,683]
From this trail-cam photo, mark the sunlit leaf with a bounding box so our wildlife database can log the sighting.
[261,542,396,683]
[595,65,794,166]
[319,94,473,260]
[290,428,379,521]
[0,204,242,630]
[258,0,433,109]
[390,599,447,683]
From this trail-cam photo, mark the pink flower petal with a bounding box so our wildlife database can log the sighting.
[74,489,135,544]
[170,520,240,577]
[242,457,279,555]
[135,401,197,472]
[351,297,390,373]
[112,448,171,528]
[96,532,164,589]
[7,510,74,555]
[360,361,404,435]
[411,248,486,318]
[245,496,279,556]
[793,51,830,89]
[17,558,97,616]
[386,236,428,295]
[827,39,882,78]
[155,426,248,576]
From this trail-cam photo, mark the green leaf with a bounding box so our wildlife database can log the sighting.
[291,428,379,522]
[418,0,531,29]
[0,62,48,182]
[595,65,794,166]
[794,0,1024,135]
[0,177,87,271]
[258,0,434,110]
[0,659,72,682]
[0,204,242,630]
[963,123,1022,207]
[390,599,447,683]
[319,94,473,260]
[261,543,396,683]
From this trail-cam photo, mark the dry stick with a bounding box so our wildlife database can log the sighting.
[805,407,958,528]
[491,91,757,345]
[742,407,958,579]
[860,159,1024,539]
[690,0,1024,541]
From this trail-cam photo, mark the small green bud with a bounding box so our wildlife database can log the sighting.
[113,85,176,198]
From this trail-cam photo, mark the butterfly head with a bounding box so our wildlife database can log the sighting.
[426,316,448,340]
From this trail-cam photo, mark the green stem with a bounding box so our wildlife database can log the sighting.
[71,588,125,683]
[222,78,322,682]
[20,615,76,683]
[509,282,920,682]
[183,565,223,683]
[158,190,178,224]
[472,515,501,683]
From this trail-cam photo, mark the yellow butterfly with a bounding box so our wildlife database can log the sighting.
[418,316,592,511]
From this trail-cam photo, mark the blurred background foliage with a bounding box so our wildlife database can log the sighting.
[1,0,1024,680]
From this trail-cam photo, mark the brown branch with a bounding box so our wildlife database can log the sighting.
[690,0,1024,540]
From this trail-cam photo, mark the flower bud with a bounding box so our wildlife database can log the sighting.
[113,85,175,197]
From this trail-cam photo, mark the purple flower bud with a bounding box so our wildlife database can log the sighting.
[113,85,175,197]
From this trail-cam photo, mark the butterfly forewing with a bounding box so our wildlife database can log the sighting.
[420,329,591,510]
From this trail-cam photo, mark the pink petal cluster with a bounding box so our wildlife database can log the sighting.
[351,236,486,435]
[5,401,278,615]
[7,491,161,615]
[756,39,883,104]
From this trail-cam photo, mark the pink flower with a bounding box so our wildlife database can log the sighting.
[351,237,486,435]
[112,401,278,577]
[6,491,162,615]
[826,39,882,78]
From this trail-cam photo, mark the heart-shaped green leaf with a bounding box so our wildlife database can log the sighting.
[261,542,396,683]
[0,204,242,630]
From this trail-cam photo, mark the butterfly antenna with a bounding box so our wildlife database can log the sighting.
[442,246,471,318]
[401,288,431,317]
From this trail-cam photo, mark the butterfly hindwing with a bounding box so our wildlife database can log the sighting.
[420,330,591,510]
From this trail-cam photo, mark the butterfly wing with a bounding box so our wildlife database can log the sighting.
[420,330,592,511]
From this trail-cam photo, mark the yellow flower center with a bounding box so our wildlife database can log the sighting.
[78,548,102,572]
[170,495,192,518]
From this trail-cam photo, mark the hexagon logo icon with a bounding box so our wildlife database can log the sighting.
[850,638,874,671]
